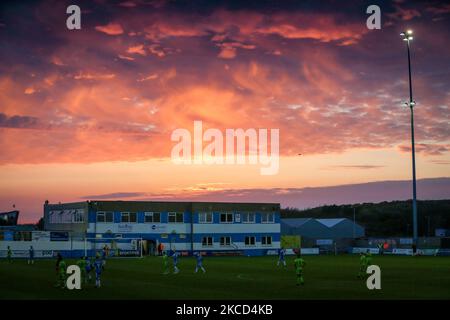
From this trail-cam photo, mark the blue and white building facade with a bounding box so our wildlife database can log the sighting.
[43,200,281,256]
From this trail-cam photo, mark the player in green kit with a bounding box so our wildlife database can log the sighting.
[358,252,368,279]
[56,254,67,289]
[77,257,87,286]
[294,253,305,286]
[366,249,373,266]
[162,251,169,275]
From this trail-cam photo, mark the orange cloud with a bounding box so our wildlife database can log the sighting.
[24,87,35,95]
[127,44,146,55]
[73,72,116,80]
[95,22,124,35]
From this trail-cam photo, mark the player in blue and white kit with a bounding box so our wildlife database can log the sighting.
[172,250,180,274]
[85,256,93,283]
[94,254,103,288]
[194,252,206,273]
[101,246,108,270]
[28,245,34,265]
[277,247,287,267]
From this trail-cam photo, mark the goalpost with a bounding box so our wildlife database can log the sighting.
[84,237,143,258]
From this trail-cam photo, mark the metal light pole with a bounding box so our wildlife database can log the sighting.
[400,30,418,248]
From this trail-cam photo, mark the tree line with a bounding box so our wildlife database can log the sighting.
[281,199,450,237]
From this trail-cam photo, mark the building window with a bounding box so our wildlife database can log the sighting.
[50,209,85,224]
[220,236,231,246]
[220,212,233,223]
[97,211,113,223]
[144,212,161,223]
[261,213,275,223]
[168,212,183,223]
[245,236,256,246]
[262,236,272,246]
[202,236,213,246]
[242,212,255,223]
[199,212,213,223]
[73,210,85,223]
[121,212,137,223]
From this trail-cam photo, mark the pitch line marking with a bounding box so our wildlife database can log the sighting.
[237,273,254,281]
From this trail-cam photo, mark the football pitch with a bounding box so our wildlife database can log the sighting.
[1,255,449,300]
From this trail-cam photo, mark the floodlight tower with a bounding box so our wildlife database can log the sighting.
[400,29,418,248]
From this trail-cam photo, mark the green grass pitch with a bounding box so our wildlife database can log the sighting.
[1,255,449,299]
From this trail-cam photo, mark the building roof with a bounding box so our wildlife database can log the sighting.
[0,210,19,226]
[282,218,351,228]
[280,218,313,227]
[316,218,346,228]
[45,200,280,212]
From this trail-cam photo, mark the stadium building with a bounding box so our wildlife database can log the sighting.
[41,200,281,257]
[281,218,365,239]
[281,218,365,253]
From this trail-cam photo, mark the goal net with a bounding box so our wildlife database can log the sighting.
[84,237,143,258]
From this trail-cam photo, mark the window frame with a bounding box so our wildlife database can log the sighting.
[198,212,213,224]
[220,236,232,246]
[120,212,137,223]
[261,236,273,246]
[219,212,233,224]
[245,236,256,246]
[168,212,184,223]
[144,212,161,223]
[242,212,255,224]
[261,212,275,224]
[201,236,213,247]
[96,211,113,223]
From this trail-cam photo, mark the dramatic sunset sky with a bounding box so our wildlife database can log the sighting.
[0,0,449,222]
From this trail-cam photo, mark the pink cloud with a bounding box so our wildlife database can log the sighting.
[118,54,135,61]
[398,143,450,156]
[0,5,449,166]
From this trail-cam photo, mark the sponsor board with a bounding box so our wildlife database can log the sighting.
[118,224,133,233]
[280,235,301,249]
[50,231,69,241]
[399,238,413,245]
[210,251,243,257]
[151,224,167,232]
[285,248,319,255]
[316,239,333,246]
[391,248,439,256]
[352,247,380,254]
[392,248,412,255]
[0,250,53,258]
[32,231,50,241]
